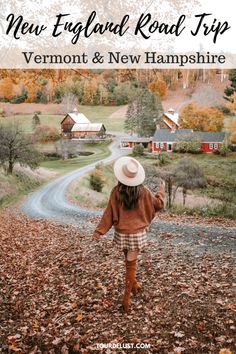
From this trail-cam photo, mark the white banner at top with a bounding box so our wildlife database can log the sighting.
[0,0,235,68]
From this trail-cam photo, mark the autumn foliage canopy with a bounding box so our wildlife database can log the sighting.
[179,103,224,132]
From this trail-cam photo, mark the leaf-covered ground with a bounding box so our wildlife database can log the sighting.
[0,212,235,353]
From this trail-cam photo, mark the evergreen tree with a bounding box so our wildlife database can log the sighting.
[32,112,41,129]
[136,89,163,137]
[124,101,137,135]
[224,69,236,102]
[124,89,163,137]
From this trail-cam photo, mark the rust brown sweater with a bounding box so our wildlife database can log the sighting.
[94,185,165,236]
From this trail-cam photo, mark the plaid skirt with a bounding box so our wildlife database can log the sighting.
[113,230,148,251]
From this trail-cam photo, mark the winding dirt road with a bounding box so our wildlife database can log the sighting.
[22,140,124,225]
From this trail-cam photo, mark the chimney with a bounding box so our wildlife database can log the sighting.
[73,107,78,114]
[156,124,160,130]
[168,108,175,115]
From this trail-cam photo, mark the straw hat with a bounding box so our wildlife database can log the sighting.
[113,157,145,187]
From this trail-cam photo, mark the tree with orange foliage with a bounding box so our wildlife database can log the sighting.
[83,79,98,104]
[179,103,224,132]
[0,77,14,100]
[148,80,167,98]
[25,81,40,103]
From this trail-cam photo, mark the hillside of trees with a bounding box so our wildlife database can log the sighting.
[0,69,230,107]
[0,69,235,140]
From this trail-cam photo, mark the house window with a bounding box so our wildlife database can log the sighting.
[213,143,218,149]
[209,143,213,149]
[156,143,164,149]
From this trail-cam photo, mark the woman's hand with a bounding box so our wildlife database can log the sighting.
[159,179,165,190]
[92,232,101,241]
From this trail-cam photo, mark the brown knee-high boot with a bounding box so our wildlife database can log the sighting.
[123,251,141,295]
[132,277,141,295]
[122,259,137,312]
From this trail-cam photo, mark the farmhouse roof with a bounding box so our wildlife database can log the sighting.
[193,132,226,142]
[71,123,104,132]
[153,129,225,142]
[163,109,179,126]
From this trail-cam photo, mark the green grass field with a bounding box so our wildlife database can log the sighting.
[40,142,111,174]
[0,106,126,133]
[137,152,236,219]
[69,151,236,219]
[136,152,236,195]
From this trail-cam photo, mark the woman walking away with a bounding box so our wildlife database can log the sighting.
[92,156,165,313]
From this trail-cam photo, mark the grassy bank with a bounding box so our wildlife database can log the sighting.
[69,151,236,219]
[69,164,116,209]
[0,105,126,133]
[0,141,111,208]
[0,169,42,208]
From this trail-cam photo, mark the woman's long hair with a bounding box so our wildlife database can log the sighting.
[117,182,143,210]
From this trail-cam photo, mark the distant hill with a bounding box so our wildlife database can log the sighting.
[162,78,229,112]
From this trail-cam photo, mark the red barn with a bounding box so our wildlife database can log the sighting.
[61,108,106,139]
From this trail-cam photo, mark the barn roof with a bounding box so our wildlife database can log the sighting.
[153,129,225,142]
[61,107,91,125]
[71,123,104,132]
[68,112,91,124]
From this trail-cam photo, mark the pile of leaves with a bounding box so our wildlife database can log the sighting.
[0,212,235,353]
